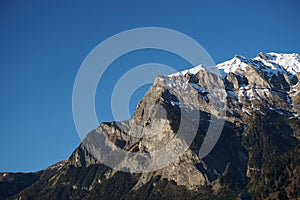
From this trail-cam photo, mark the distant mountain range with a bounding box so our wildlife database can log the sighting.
[1,52,299,200]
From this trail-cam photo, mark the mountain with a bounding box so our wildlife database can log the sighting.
[0,161,67,200]
[1,52,300,200]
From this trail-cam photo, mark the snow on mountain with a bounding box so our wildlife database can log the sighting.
[168,64,206,77]
[169,52,300,79]
[160,53,300,121]
[5,52,300,200]
[255,52,300,75]
[217,55,249,78]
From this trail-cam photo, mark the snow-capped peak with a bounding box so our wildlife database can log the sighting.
[168,64,205,77]
[167,52,300,79]
[216,55,250,77]
[254,52,300,75]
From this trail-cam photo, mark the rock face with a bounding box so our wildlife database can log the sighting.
[2,52,300,200]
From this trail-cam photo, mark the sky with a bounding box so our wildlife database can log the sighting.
[0,0,299,172]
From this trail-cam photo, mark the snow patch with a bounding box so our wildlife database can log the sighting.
[217,56,249,77]
[168,64,205,77]
[242,107,251,115]
[254,52,300,76]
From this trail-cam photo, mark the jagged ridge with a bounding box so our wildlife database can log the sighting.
[2,52,300,200]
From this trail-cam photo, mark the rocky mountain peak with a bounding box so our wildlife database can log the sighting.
[4,52,300,200]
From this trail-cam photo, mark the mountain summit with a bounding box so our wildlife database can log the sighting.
[1,52,300,200]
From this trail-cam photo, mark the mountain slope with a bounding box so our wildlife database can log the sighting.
[0,161,67,200]
[2,52,300,200]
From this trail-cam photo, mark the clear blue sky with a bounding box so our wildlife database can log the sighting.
[0,0,299,172]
